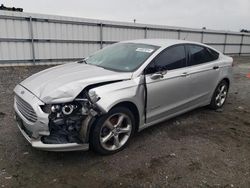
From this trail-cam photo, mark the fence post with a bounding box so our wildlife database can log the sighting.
[239,34,244,56]
[223,33,228,54]
[178,30,181,39]
[29,16,35,64]
[144,27,147,39]
[201,31,204,43]
[100,23,103,49]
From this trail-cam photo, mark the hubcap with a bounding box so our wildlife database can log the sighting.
[99,113,132,151]
[215,84,228,107]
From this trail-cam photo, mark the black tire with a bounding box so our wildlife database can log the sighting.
[209,80,229,110]
[90,106,135,155]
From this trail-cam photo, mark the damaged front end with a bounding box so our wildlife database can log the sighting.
[14,59,136,151]
[41,89,102,145]
[14,83,105,151]
[14,70,140,152]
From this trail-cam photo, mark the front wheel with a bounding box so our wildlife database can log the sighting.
[209,80,229,110]
[90,106,135,155]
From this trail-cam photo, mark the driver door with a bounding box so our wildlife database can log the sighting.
[145,44,190,124]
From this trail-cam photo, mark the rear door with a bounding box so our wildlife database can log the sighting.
[185,44,221,106]
[145,45,190,123]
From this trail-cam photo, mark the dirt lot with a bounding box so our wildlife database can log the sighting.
[0,57,250,188]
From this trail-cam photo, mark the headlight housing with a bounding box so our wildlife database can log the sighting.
[40,103,79,115]
[51,105,61,113]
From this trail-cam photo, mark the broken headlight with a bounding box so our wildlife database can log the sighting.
[40,89,100,116]
[61,104,78,115]
[51,104,60,113]
[41,103,79,116]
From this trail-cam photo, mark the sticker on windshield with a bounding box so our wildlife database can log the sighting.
[136,48,154,53]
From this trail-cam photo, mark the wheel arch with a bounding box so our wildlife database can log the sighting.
[211,77,230,100]
[219,77,230,88]
[88,101,140,154]
[222,77,230,87]
[110,101,140,132]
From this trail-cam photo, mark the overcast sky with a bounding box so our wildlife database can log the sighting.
[1,0,250,32]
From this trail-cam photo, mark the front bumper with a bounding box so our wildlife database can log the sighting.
[14,84,89,152]
[15,114,89,151]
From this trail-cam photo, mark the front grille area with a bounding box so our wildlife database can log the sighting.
[15,95,37,123]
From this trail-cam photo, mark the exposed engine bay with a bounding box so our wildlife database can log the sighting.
[41,89,101,144]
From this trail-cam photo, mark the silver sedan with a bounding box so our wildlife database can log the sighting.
[14,39,233,154]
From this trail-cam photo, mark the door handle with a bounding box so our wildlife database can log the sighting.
[213,66,219,70]
[180,72,189,77]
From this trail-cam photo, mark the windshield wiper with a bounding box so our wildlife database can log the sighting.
[78,60,114,71]
[77,59,87,64]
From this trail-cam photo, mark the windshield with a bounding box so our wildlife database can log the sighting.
[85,43,159,72]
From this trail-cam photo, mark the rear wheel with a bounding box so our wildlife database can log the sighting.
[90,106,135,155]
[209,80,229,110]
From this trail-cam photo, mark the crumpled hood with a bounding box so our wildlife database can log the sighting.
[20,62,132,103]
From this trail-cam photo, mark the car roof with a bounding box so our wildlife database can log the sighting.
[120,38,221,54]
[121,38,205,48]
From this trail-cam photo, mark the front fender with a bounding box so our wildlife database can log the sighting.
[90,76,145,126]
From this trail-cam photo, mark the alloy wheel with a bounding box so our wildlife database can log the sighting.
[215,84,228,107]
[99,113,132,151]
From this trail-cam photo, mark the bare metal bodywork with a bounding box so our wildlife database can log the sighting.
[14,39,233,151]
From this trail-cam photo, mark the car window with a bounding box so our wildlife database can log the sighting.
[145,45,186,74]
[207,47,219,60]
[187,45,218,66]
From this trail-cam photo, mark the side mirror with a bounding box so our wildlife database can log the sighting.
[150,73,163,80]
[150,70,167,80]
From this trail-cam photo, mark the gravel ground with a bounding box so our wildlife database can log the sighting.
[0,57,250,188]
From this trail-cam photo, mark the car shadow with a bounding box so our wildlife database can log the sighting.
[28,106,210,163]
